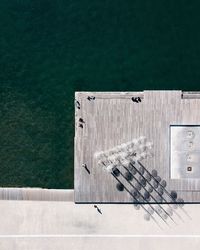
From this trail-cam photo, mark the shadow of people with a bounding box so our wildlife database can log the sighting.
[82,164,90,174]
[94,205,102,214]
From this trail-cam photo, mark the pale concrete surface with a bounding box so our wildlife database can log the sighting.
[0,238,200,250]
[0,201,199,235]
[0,199,200,249]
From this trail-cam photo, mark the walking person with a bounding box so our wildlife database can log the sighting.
[94,205,102,214]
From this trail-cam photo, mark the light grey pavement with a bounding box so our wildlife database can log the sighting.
[0,190,200,249]
[0,238,200,250]
[0,201,198,235]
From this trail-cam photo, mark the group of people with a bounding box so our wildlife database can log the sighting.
[131,97,142,103]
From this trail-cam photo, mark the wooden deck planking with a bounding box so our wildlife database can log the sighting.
[75,91,200,203]
[0,188,74,201]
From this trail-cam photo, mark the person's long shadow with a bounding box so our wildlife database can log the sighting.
[94,205,102,214]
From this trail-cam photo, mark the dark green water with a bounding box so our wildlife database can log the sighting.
[1,0,200,188]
